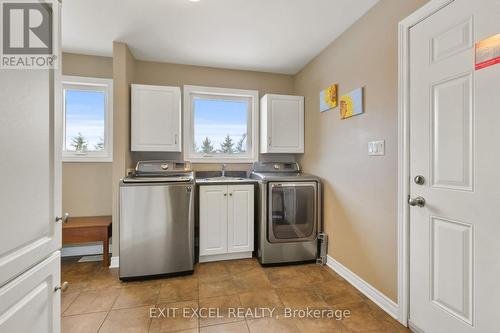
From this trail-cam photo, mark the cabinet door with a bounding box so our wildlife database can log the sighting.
[199,186,228,256]
[227,185,254,253]
[131,84,181,152]
[0,251,61,333]
[0,61,62,286]
[264,95,304,153]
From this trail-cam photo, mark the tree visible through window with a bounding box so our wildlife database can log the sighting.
[193,98,249,155]
[65,90,105,153]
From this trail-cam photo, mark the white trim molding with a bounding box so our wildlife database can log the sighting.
[109,256,119,268]
[397,0,455,327]
[326,255,399,319]
[62,75,114,162]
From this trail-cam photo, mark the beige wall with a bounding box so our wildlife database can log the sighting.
[293,0,428,301]
[111,42,136,256]
[62,53,113,217]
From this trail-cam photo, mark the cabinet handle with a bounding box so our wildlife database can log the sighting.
[268,137,272,146]
[174,134,178,145]
[229,193,233,196]
[56,213,70,224]
[54,281,69,292]
[224,193,227,196]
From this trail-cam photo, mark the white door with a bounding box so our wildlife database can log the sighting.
[199,186,228,256]
[131,84,181,152]
[262,94,304,153]
[0,68,62,287]
[227,185,254,253]
[409,1,500,332]
[0,252,61,333]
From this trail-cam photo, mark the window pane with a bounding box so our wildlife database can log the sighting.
[65,89,106,152]
[193,97,248,154]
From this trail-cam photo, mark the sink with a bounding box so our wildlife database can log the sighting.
[208,176,245,181]
[198,176,246,182]
[196,171,253,183]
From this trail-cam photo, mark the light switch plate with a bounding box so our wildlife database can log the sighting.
[368,140,385,156]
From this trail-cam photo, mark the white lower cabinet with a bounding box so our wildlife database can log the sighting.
[0,251,61,333]
[199,184,254,263]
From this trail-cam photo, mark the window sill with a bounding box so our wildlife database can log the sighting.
[187,156,257,164]
[62,154,113,163]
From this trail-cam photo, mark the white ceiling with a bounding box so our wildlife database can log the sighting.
[62,0,378,74]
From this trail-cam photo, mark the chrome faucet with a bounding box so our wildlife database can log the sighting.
[221,164,227,177]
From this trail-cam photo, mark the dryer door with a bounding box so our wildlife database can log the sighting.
[268,182,318,243]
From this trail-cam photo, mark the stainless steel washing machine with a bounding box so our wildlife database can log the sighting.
[250,162,325,265]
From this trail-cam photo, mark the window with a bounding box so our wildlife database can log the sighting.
[62,76,113,162]
[184,85,259,163]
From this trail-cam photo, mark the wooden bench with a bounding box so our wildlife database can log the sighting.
[62,216,112,267]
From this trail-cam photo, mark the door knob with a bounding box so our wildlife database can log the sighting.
[56,213,70,223]
[54,281,69,292]
[414,175,425,185]
[408,196,425,207]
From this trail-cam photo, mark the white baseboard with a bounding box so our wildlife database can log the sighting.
[109,256,119,268]
[61,244,113,257]
[199,251,252,263]
[326,255,399,320]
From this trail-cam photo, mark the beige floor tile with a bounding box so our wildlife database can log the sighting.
[60,259,408,333]
[159,276,198,303]
[264,266,313,289]
[276,289,330,310]
[61,291,80,314]
[232,268,272,292]
[113,285,160,309]
[200,321,249,333]
[320,284,365,307]
[225,259,261,275]
[293,317,344,333]
[61,271,90,292]
[149,300,199,333]
[64,289,120,316]
[86,268,125,291]
[198,295,243,327]
[61,311,107,333]
[197,262,230,280]
[338,301,393,332]
[98,306,152,333]
[296,264,338,283]
[199,275,239,298]
[238,289,285,317]
[246,317,300,333]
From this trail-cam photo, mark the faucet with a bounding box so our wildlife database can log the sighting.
[221,164,227,177]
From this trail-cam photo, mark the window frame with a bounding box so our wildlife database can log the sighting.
[62,75,113,163]
[183,85,259,163]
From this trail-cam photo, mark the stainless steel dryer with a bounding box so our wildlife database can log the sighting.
[250,162,325,265]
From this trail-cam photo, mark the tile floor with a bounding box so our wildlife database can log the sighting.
[61,257,411,333]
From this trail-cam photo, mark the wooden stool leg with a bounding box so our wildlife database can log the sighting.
[103,231,109,267]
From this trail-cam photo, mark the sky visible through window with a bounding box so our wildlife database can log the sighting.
[193,98,248,154]
[65,89,105,152]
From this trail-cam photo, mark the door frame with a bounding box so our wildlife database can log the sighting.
[397,0,455,326]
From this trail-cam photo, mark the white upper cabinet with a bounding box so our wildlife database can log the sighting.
[131,84,181,152]
[260,94,304,153]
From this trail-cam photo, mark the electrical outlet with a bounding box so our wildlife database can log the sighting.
[368,140,385,156]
